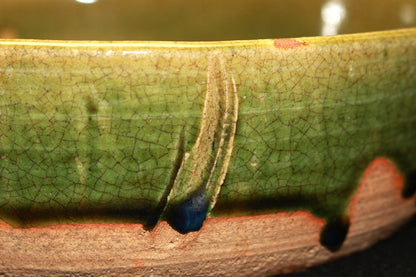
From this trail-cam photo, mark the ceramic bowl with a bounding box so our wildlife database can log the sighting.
[0,0,416,276]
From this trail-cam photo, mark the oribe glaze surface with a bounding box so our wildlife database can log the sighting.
[0,30,415,251]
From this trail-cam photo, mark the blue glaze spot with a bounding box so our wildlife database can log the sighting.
[166,189,209,234]
[320,219,350,252]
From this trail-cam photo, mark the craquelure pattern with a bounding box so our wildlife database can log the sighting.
[0,30,415,250]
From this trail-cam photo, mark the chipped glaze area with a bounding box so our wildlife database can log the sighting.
[0,29,415,251]
[273,38,307,49]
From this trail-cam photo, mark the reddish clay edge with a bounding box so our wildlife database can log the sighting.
[1,157,415,276]
[348,157,404,219]
[0,157,406,236]
[0,222,12,229]
[0,211,324,237]
[273,38,307,49]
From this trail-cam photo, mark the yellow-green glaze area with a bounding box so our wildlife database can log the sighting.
[0,29,416,245]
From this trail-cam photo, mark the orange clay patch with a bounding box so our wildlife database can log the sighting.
[273,38,307,49]
[348,157,404,218]
[340,156,416,255]
[0,222,13,229]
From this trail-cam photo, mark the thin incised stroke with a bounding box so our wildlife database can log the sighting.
[161,53,238,233]
[205,54,238,212]
[146,127,187,229]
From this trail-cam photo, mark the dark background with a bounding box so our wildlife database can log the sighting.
[281,215,416,277]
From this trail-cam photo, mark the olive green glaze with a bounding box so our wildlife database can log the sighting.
[0,29,416,234]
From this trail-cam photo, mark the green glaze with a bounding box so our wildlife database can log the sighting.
[0,29,416,233]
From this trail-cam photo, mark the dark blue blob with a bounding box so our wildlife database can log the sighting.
[320,219,350,252]
[166,189,209,234]
[403,170,416,198]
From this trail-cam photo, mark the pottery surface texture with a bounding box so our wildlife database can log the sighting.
[0,0,416,276]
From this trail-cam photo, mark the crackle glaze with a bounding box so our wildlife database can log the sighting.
[1,30,416,251]
[0,0,416,275]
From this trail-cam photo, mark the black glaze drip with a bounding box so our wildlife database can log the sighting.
[402,170,416,198]
[320,218,350,252]
[165,189,209,234]
[1,204,162,228]
[213,194,347,222]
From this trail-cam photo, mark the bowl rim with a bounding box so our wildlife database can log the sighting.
[0,28,415,49]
